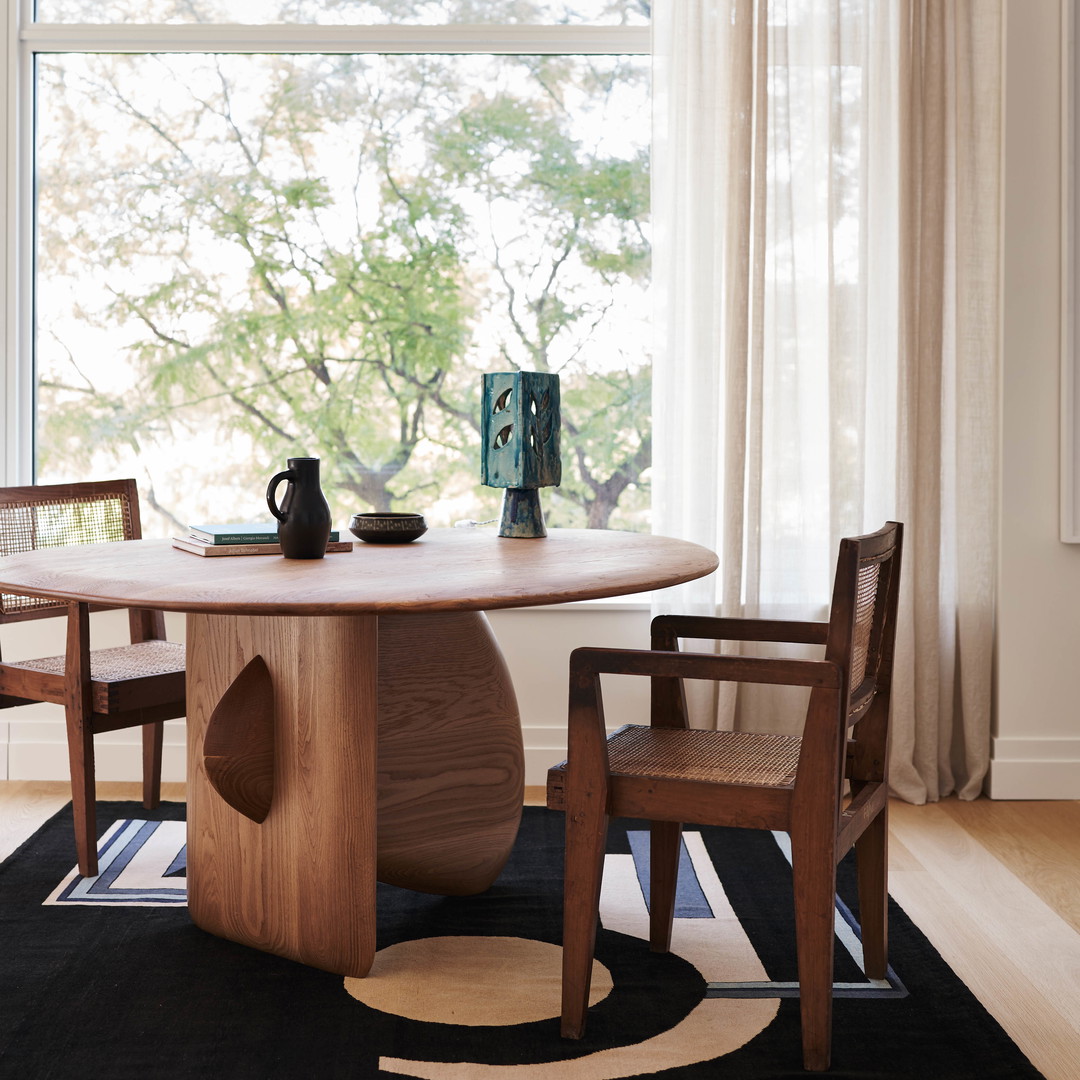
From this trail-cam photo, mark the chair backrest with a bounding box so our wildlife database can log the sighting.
[824,521,904,729]
[0,479,143,623]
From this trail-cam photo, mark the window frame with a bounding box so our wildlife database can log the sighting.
[1062,0,1079,541]
[1,2,649,486]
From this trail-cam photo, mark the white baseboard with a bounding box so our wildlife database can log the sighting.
[13,722,1077,799]
[5,717,584,789]
[5,715,188,784]
[524,725,569,785]
[986,736,1080,799]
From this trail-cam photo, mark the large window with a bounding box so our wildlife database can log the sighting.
[23,2,650,536]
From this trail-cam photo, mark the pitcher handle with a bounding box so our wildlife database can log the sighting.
[266,469,294,522]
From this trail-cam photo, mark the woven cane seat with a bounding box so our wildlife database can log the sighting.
[606,724,802,789]
[5,639,185,682]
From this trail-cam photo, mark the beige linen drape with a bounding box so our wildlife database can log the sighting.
[651,0,1001,802]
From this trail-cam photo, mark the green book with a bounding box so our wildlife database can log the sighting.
[188,523,340,545]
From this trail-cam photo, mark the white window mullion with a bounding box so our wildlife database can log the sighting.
[21,22,649,55]
[3,0,34,485]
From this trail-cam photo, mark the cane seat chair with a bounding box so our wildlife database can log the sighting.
[0,480,186,877]
[547,522,903,1072]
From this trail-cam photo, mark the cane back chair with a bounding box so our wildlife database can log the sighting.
[547,522,903,1071]
[0,480,186,877]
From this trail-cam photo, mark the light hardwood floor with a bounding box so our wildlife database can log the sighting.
[2,782,1078,1079]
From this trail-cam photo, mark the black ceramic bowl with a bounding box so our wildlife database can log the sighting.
[349,512,428,544]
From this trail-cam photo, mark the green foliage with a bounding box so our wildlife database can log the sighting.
[35,44,651,529]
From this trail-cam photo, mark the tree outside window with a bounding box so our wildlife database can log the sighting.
[33,1,651,535]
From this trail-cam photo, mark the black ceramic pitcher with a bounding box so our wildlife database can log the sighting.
[266,457,332,559]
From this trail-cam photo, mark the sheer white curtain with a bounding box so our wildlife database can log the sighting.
[651,0,1001,802]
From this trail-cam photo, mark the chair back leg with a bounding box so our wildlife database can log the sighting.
[649,820,682,953]
[854,807,889,979]
[142,720,164,809]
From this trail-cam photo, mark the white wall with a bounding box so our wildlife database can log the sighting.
[990,0,1080,798]
[491,604,652,779]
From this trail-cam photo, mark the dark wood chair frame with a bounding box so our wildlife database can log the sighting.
[0,480,186,877]
[547,522,903,1072]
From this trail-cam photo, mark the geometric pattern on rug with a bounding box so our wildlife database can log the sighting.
[41,818,904,1000]
[1,802,1044,1079]
[612,829,903,999]
[381,825,782,1078]
[703,832,906,1001]
[43,819,187,906]
[374,828,905,1079]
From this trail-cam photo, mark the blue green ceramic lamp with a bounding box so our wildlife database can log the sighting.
[481,371,561,538]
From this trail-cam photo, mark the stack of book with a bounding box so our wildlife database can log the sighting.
[172,523,352,557]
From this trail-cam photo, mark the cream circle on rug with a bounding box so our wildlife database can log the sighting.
[343,936,612,1026]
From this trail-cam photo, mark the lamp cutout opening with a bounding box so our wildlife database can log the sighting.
[481,371,561,538]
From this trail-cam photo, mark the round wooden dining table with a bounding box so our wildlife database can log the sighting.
[0,527,717,978]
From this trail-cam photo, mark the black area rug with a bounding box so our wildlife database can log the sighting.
[0,802,1043,1080]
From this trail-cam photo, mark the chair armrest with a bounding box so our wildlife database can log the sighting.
[652,614,829,646]
[570,646,842,689]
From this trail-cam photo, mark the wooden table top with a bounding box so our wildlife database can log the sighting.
[0,528,718,616]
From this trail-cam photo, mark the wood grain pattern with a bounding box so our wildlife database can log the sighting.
[375,612,523,895]
[930,798,1080,935]
[203,655,275,824]
[888,799,1080,1080]
[186,612,378,978]
[187,610,524,971]
[186,610,524,971]
[0,529,719,616]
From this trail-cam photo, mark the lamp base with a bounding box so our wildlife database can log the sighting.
[498,488,547,538]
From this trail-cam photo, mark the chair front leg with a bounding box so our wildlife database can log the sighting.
[64,602,98,877]
[561,655,612,1039]
[561,802,609,1039]
[64,704,97,877]
[791,842,837,1072]
[649,820,682,953]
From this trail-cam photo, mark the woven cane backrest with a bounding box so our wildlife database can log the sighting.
[0,481,139,622]
[850,560,881,691]
[828,523,903,727]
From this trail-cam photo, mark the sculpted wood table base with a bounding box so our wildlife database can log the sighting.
[187,613,379,977]
[0,528,717,979]
[187,609,523,978]
[374,612,523,895]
